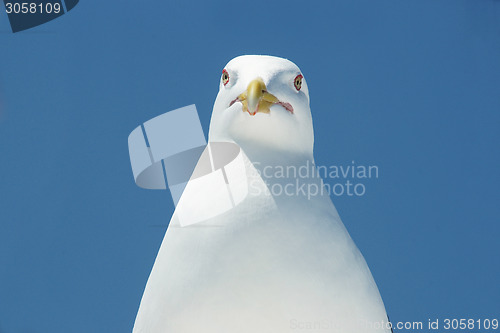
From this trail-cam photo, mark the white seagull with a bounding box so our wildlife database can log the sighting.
[133,55,392,333]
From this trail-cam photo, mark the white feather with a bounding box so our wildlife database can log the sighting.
[133,55,390,332]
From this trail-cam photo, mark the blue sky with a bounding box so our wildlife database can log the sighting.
[1,0,499,332]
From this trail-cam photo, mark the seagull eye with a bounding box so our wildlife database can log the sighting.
[222,69,230,86]
[294,74,303,91]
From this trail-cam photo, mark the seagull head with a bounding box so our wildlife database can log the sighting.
[209,55,314,159]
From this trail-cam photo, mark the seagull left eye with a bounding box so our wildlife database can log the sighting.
[222,69,230,86]
[294,74,303,91]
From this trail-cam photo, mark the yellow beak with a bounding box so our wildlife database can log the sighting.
[237,78,278,115]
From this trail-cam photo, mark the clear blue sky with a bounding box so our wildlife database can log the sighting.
[1,1,499,332]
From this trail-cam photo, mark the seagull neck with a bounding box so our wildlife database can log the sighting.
[243,146,328,197]
[243,146,314,173]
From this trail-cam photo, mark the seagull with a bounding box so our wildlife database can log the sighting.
[133,55,391,333]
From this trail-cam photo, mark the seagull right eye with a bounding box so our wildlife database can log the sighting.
[222,69,230,86]
[294,74,303,91]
